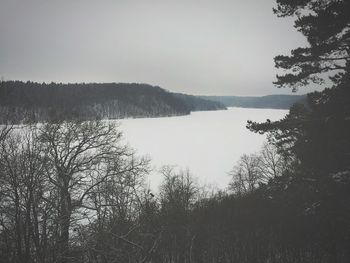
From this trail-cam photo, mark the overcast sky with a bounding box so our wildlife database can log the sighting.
[0,0,309,96]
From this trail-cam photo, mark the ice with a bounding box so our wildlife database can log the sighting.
[118,107,288,190]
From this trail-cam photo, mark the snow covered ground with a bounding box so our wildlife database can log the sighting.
[118,107,288,190]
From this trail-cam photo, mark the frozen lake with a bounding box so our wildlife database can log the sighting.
[119,107,288,190]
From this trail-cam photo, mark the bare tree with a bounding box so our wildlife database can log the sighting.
[257,142,291,182]
[0,121,153,263]
[229,142,292,196]
[38,120,148,263]
[159,166,198,263]
[229,154,261,195]
[0,126,51,263]
[228,166,248,196]
[76,152,151,263]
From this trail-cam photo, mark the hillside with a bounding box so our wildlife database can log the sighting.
[201,94,306,109]
[0,81,226,124]
[173,93,225,111]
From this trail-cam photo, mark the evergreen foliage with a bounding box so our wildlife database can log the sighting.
[0,81,225,124]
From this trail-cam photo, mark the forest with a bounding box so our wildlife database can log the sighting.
[201,94,306,109]
[0,0,349,262]
[0,82,225,124]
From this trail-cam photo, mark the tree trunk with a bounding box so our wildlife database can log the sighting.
[58,183,72,263]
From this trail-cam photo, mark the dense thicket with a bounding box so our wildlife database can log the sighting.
[0,81,225,124]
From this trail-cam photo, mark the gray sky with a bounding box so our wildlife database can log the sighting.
[0,0,309,96]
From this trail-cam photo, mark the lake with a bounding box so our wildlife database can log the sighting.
[119,107,288,190]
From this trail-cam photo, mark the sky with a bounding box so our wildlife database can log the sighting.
[0,0,309,96]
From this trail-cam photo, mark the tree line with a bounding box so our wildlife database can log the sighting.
[0,81,225,124]
[201,94,307,109]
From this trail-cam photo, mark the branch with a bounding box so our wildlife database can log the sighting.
[110,232,144,251]
[75,163,145,209]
